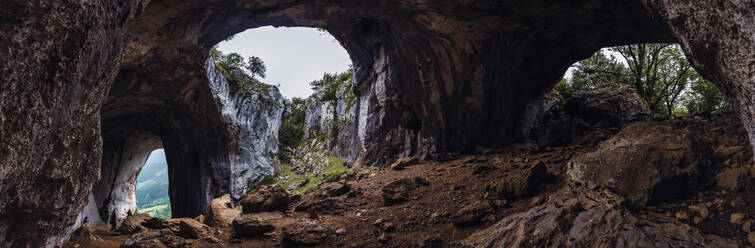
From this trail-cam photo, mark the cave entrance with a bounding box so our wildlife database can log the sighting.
[214,26,353,99]
[212,26,358,188]
[135,149,172,219]
[555,43,729,117]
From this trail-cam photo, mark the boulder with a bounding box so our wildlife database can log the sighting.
[391,157,419,170]
[282,219,328,246]
[121,229,179,248]
[119,214,152,234]
[206,194,242,227]
[715,167,752,192]
[450,200,493,226]
[165,218,211,239]
[381,178,421,205]
[240,185,291,213]
[565,85,650,124]
[143,217,168,229]
[232,215,274,237]
[487,161,547,199]
[567,122,711,207]
[458,182,738,248]
[295,181,351,215]
[317,181,351,198]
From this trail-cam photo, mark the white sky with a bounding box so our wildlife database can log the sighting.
[216,26,352,98]
[146,149,165,163]
[564,48,627,79]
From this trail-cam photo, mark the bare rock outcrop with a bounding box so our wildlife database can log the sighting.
[458,182,739,248]
[567,122,712,207]
[205,194,241,228]
[240,185,292,213]
[565,85,651,124]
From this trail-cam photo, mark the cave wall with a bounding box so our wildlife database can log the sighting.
[642,0,755,155]
[0,0,752,246]
[95,134,162,228]
[0,1,148,247]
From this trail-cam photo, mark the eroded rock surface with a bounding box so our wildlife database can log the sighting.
[205,194,241,228]
[565,85,651,124]
[459,182,739,248]
[567,122,712,207]
[240,185,292,213]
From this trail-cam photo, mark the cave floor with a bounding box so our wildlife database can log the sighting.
[65,114,754,247]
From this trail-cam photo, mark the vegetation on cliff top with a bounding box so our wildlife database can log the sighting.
[210,48,281,110]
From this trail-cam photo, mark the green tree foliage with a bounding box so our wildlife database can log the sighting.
[277,69,356,162]
[568,51,626,94]
[210,48,275,101]
[681,75,729,114]
[612,44,692,115]
[278,97,307,162]
[557,43,726,115]
[309,68,355,105]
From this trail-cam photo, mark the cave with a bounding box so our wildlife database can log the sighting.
[0,0,752,246]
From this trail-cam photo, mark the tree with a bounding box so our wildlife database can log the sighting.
[681,73,728,115]
[557,44,725,116]
[210,47,276,101]
[246,56,266,79]
[569,51,626,91]
[611,44,692,115]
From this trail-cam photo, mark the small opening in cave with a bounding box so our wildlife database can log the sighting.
[135,149,171,219]
[557,43,728,116]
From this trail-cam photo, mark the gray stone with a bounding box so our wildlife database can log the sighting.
[459,182,739,248]
[568,122,711,207]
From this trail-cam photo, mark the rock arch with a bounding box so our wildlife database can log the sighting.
[0,0,751,246]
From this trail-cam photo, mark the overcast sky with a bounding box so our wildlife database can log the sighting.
[146,149,165,164]
[216,26,352,98]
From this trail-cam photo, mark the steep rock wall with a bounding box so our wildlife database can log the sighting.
[206,59,284,201]
[302,87,357,162]
[0,1,148,247]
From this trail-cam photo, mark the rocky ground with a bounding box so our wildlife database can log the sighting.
[65,88,755,248]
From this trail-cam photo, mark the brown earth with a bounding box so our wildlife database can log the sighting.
[64,114,754,247]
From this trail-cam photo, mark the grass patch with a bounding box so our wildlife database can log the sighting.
[264,156,350,192]
[139,204,171,219]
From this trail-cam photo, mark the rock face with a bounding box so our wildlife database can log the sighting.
[206,59,284,201]
[302,86,357,159]
[205,194,241,228]
[284,79,357,171]
[567,122,712,207]
[641,0,755,158]
[0,1,147,246]
[282,219,329,246]
[232,215,273,237]
[240,185,291,213]
[565,85,651,124]
[0,0,752,246]
[459,182,739,248]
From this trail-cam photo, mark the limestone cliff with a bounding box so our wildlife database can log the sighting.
[206,58,284,201]
[279,72,358,176]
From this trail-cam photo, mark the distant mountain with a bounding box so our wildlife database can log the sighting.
[136,149,171,218]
